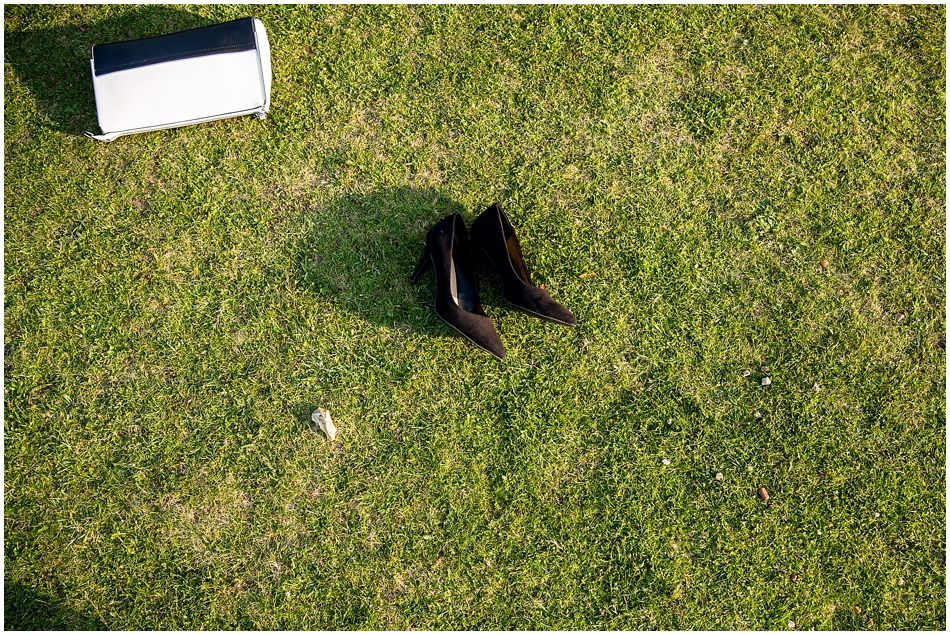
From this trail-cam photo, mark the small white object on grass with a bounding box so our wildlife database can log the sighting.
[761,377,772,386]
[754,411,763,419]
[715,472,724,481]
[788,620,796,629]
[312,407,336,441]
[662,458,671,465]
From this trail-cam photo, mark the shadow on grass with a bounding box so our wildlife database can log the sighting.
[4,580,106,630]
[294,187,493,337]
[291,401,321,428]
[4,5,214,137]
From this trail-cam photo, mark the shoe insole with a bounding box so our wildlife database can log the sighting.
[506,235,532,285]
[450,258,476,312]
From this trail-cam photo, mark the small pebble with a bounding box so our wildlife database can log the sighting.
[742,369,751,377]
[761,377,772,386]
[854,606,862,615]
[874,512,880,518]
[812,383,820,391]
[821,259,829,269]
[761,365,770,372]
[662,458,671,465]
[715,472,724,481]
[789,620,796,628]
[898,578,904,586]
[758,486,770,502]
[817,529,822,535]
[754,411,763,418]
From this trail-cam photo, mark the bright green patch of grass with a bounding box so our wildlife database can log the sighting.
[4,4,945,629]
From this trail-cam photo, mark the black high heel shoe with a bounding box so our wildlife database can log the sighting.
[410,213,506,360]
[470,203,578,326]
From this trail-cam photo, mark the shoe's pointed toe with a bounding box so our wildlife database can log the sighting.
[468,315,506,360]
[518,286,578,326]
[434,297,507,360]
[463,312,507,359]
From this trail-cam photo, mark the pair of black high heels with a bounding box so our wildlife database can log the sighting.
[409,203,577,360]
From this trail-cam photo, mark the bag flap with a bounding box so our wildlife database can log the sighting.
[92,17,257,76]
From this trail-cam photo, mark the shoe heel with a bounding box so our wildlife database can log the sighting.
[409,245,431,284]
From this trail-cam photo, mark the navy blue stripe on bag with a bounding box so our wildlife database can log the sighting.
[92,17,257,76]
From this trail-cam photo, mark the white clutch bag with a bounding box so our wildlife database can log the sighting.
[87,17,272,141]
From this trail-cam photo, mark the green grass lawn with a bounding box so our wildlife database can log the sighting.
[3,3,946,630]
